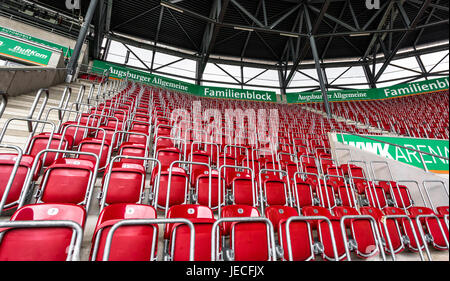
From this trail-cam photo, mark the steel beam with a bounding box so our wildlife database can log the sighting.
[285,1,330,89]
[304,4,332,117]
[66,0,99,83]
[374,0,433,82]
[197,0,230,84]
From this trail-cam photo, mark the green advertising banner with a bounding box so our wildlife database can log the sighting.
[92,60,278,102]
[287,77,449,104]
[0,26,72,58]
[199,86,277,102]
[335,134,450,174]
[0,34,52,66]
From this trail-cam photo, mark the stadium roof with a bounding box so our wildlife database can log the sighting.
[1,0,449,86]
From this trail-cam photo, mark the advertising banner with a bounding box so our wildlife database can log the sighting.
[286,77,449,104]
[0,34,52,66]
[92,60,278,102]
[335,133,449,174]
[0,26,72,57]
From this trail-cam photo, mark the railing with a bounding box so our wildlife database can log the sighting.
[333,129,449,173]
[0,91,7,119]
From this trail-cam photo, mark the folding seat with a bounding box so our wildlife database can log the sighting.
[0,203,86,261]
[408,206,449,251]
[220,205,261,236]
[154,136,175,151]
[127,129,149,145]
[301,206,347,261]
[77,137,110,170]
[225,218,275,261]
[436,206,449,216]
[193,168,223,209]
[318,153,334,173]
[100,162,146,207]
[0,154,42,211]
[365,184,389,209]
[118,141,148,165]
[130,120,150,135]
[263,156,281,171]
[292,177,315,209]
[281,160,299,182]
[60,121,89,147]
[333,206,380,259]
[134,113,150,123]
[166,205,215,261]
[295,147,309,159]
[218,153,235,169]
[193,144,214,166]
[227,170,256,206]
[278,151,294,163]
[377,181,398,193]
[389,184,414,210]
[35,158,96,208]
[28,133,73,166]
[265,206,314,261]
[154,166,189,210]
[300,155,317,170]
[90,204,158,261]
[341,164,371,195]
[188,150,211,185]
[93,122,118,147]
[155,146,181,169]
[260,173,290,207]
[105,116,124,133]
[316,182,337,210]
[326,175,356,208]
[360,207,405,255]
[383,207,425,252]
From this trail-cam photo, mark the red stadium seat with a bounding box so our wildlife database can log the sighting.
[89,204,158,261]
[0,204,86,261]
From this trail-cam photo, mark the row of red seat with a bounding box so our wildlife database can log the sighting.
[0,76,448,261]
[311,90,449,139]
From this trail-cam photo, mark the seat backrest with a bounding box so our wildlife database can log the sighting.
[90,204,158,261]
[436,206,449,216]
[407,206,434,218]
[11,203,86,226]
[333,206,360,218]
[0,203,86,261]
[220,205,260,236]
[165,205,214,239]
[359,207,384,220]
[265,206,299,231]
[301,206,333,218]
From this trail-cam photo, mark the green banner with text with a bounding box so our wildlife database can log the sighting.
[92,60,278,102]
[0,34,52,66]
[335,134,449,174]
[287,77,449,104]
[0,26,72,58]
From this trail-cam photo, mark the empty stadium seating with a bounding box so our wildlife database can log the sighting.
[0,75,448,262]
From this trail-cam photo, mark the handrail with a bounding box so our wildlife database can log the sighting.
[0,92,7,119]
[333,129,449,173]
[26,88,49,132]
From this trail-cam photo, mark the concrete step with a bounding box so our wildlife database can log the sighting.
[0,80,101,148]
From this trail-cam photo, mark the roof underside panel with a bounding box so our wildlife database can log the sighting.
[16,0,450,64]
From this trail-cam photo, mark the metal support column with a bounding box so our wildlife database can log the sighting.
[304,6,331,117]
[66,0,100,83]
